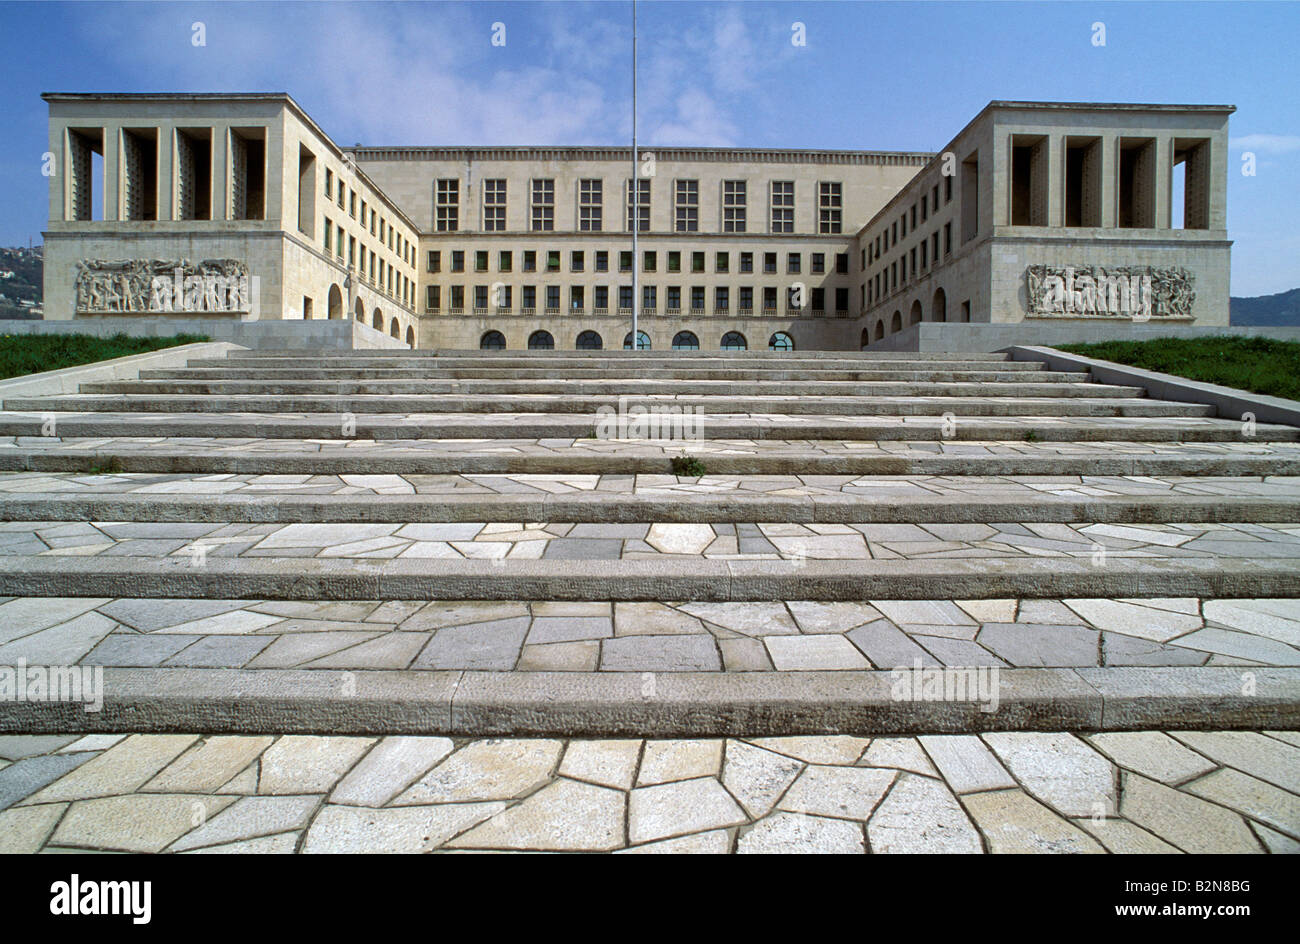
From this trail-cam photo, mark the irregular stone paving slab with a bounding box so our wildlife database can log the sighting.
[982,733,1117,818]
[1084,732,1217,785]
[738,812,865,854]
[0,731,1294,852]
[449,779,626,851]
[962,789,1105,853]
[867,774,983,854]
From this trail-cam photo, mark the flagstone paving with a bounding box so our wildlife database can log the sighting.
[0,731,1294,853]
[2,596,1295,671]
[4,519,1299,562]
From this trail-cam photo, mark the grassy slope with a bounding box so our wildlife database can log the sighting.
[1056,336,1300,401]
[0,333,208,380]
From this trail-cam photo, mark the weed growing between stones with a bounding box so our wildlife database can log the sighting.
[671,454,706,477]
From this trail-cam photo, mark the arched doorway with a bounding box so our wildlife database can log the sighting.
[405,326,415,347]
[890,311,902,333]
[372,308,383,330]
[860,328,870,350]
[389,318,400,339]
[327,284,343,319]
[932,287,947,323]
[354,297,365,321]
[909,299,923,325]
[874,320,885,341]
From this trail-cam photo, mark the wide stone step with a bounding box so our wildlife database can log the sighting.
[222,350,1020,365]
[3,394,1211,419]
[0,412,1284,442]
[178,363,1054,380]
[1,554,1297,601]
[3,489,1297,525]
[118,372,1110,389]
[4,437,1298,476]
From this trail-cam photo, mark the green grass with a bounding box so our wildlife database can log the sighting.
[1056,336,1300,401]
[0,333,208,380]
[671,455,707,477]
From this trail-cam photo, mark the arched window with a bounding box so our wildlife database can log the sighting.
[372,309,383,330]
[354,298,365,321]
[480,330,506,350]
[874,320,885,341]
[890,311,902,333]
[909,299,923,325]
[769,332,795,351]
[528,330,554,350]
[327,284,343,319]
[405,326,415,347]
[720,331,747,351]
[860,328,870,351]
[672,331,699,350]
[623,331,651,350]
[932,287,947,323]
[390,318,401,339]
[576,330,603,350]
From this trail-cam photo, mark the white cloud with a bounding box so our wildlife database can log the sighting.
[1229,134,1300,154]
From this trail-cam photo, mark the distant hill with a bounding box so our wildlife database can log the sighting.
[1231,287,1300,326]
[0,246,43,319]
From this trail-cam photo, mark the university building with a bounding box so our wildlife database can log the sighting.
[40,93,1233,350]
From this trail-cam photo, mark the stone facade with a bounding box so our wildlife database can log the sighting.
[42,94,1234,351]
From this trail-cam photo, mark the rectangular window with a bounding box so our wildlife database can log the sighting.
[626,178,650,232]
[715,252,729,273]
[450,285,464,310]
[595,250,609,272]
[763,252,777,274]
[818,181,842,234]
[499,250,512,272]
[483,178,507,231]
[812,287,825,311]
[667,251,681,273]
[835,287,848,312]
[546,286,560,311]
[836,253,849,274]
[723,179,746,232]
[811,253,825,275]
[530,178,555,231]
[475,250,489,273]
[944,221,952,255]
[474,285,489,310]
[349,192,357,218]
[691,251,705,274]
[571,250,584,272]
[579,178,603,231]
[674,179,699,232]
[770,180,794,232]
[324,168,333,199]
[740,252,753,274]
[715,287,729,312]
[642,285,657,312]
[546,250,560,272]
[739,286,753,311]
[619,285,634,310]
[644,251,657,272]
[436,178,459,232]
[667,286,681,310]
[522,285,536,309]
[323,217,331,252]
[570,286,585,311]
[787,252,801,274]
[921,194,928,222]
[619,250,633,272]
[427,250,441,273]
[522,250,537,272]
[763,287,777,311]
[594,285,608,309]
[690,286,705,311]
[426,285,440,311]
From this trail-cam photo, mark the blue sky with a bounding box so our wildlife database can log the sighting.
[0,0,1297,295]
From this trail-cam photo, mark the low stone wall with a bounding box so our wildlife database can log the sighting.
[865,321,1300,353]
[0,341,243,400]
[0,318,408,351]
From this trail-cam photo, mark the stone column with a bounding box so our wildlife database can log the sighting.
[1153,136,1173,229]
[157,123,175,221]
[102,123,121,221]
[1099,134,1117,228]
[211,123,229,221]
[1044,135,1063,227]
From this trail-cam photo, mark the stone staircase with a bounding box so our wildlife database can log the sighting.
[0,347,1298,738]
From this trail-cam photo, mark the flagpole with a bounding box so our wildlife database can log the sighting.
[630,0,638,350]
